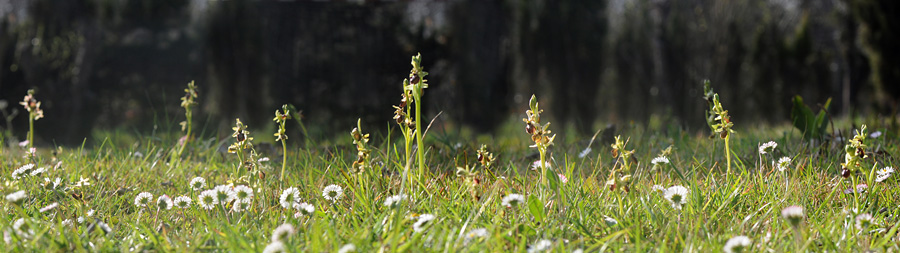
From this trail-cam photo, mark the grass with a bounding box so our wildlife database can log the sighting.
[1,109,899,252]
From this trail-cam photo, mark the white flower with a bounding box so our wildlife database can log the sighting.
[876,173,892,183]
[383,194,407,208]
[74,176,91,187]
[76,217,84,224]
[293,202,315,217]
[578,147,592,158]
[5,190,26,204]
[870,131,882,138]
[12,218,33,239]
[531,160,551,170]
[663,186,689,209]
[337,243,357,253]
[189,177,206,191]
[271,223,295,242]
[232,185,253,201]
[214,185,234,204]
[157,195,173,210]
[758,141,777,154]
[61,219,73,226]
[134,192,153,208]
[12,164,34,179]
[279,187,301,209]
[603,216,618,226]
[651,185,665,193]
[855,213,874,230]
[527,239,553,253]
[258,157,270,163]
[174,196,191,209]
[262,241,286,253]
[501,194,526,208]
[412,214,436,232]
[775,157,791,172]
[876,167,894,182]
[232,199,251,212]
[40,202,58,213]
[464,228,489,244]
[44,177,62,190]
[781,205,804,227]
[87,209,95,217]
[29,167,47,176]
[651,156,670,165]
[723,235,752,253]
[322,184,343,201]
[18,140,29,147]
[198,190,218,210]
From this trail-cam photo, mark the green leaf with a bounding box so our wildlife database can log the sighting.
[527,195,545,223]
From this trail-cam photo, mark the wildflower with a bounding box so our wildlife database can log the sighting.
[157,195,173,210]
[43,177,62,190]
[6,190,26,204]
[338,244,357,253]
[322,184,343,202]
[293,202,315,218]
[844,184,868,194]
[383,194,407,208]
[775,157,791,172]
[12,218,33,238]
[87,209,95,217]
[870,131,882,138]
[651,156,670,165]
[214,185,234,204]
[279,187,301,209]
[232,199,251,212]
[74,176,91,187]
[501,194,525,208]
[77,217,84,224]
[262,241,286,253]
[271,223,295,242]
[876,167,894,182]
[855,213,874,230]
[527,239,553,253]
[663,186,689,209]
[578,147,592,158]
[198,190,217,210]
[61,219,73,226]
[189,177,206,191]
[781,205,804,227]
[258,157,270,163]
[29,167,47,176]
[603,216,618,226]
[18,140,28,147]
[531,160,552,171]
[40,202,58,213]
[232,185,253,201]
[25,148,36,157]
[413,214,436,232]
[651,185,665,193]
[723,235,752,253]
[134,192,153,208]
[557,173,568,184]
[12,164,34,179]
[758,141,777,154]
[174,196,191,209]
[464,228,489,244]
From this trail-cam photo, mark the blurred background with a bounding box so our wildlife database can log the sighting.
[0,0,897,146]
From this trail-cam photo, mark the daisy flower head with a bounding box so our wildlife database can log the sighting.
[758,141,777,155]
[855,213,874,230]
[157,195,173,210]
[527,239,553,253]
[663,186,689,209]
[464,228,489,244]
[12,164,34,179]
[413,214,436,232]
[39,202,58,213]
[293,202,315,217]
[651,156,670,165]
[214,185,234,204]
[198,190,218,210]
[383,194,407,208]
[134,192,153,208]
[322,184,343,202]
[6,190,26,204]
[651,185,665,193]
[845,184,868,194]
[775,157,791,172]
[501,193,526,208]
[723,235,752,253]
[189,177,206,191]
[876,167,894,182]
[337,244,357,253]
[232,199,251,212]
[279,187,301,209]
[232,185,253,201]
[781,205,804,227]
[29,167,47,176]
[531,160,552,171]
[174,196,191,209]
[271,223,295,242]
[262,241,286,253]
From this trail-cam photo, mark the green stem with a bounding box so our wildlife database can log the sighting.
[279,139,288,182]
[725,135,732,178]
[27,114,33,149]
[539,148,547,189]
[415,93,425,183]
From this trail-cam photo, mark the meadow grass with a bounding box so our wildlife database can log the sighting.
[1,114,898,252]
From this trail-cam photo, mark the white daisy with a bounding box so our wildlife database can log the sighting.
[232,199,251,212]
[501,194,525,208]
[279,187,301,209]
[855,213,874,230]
[651,156,670,165]
[870,131,882,138]
[271,223,295,242]
[214,185,234,204]
[758,141,777,154]
[603,216,618,226]
[39,202,58,213]
[527,239,553,253]
[12,164,34,179]
[258,157,270,163]
[775,157,791,172]
[43,177,62,190]
[876,167,894,182]
[463,228,489,244]
[189,177,206,191]
[198,190,218,210]
[781,205,804,227]
[134,192,153,208]
[651,185,665,193]
[322,184,343,202]
[5,190,26,204]
[87,209,95,217]
[337,243,357,253]
[61,219,73,226]
[157,195,173,210]
[262,241,286,253]
[531,160,552,170]
[723,235,752,253]
[12,218,33,239]
[412,214,436,232]
[232,185,254,201]
[293,202,315,217]
[383,194,407,208]
[174,196,191,209]
[29,167,47,176]
[663,186,689,209]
